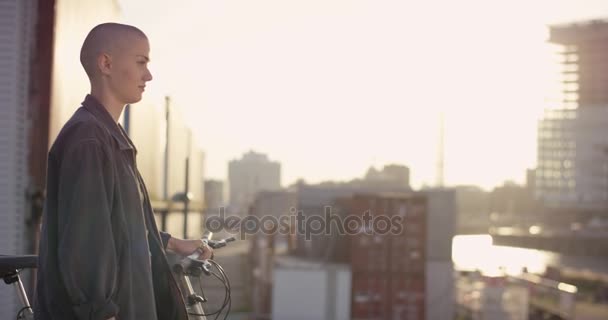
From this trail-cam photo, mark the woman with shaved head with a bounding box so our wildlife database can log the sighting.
[35,23,212,320]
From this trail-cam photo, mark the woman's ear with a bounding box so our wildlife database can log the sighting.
[98,53,112,76]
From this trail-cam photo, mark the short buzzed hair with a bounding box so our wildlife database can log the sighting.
[80,23,147,79]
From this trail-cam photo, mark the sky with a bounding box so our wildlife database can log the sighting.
[119,0,608,190]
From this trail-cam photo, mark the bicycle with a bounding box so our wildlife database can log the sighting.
[0,235,235,320]
[174,235,236,320]
[0,254,36,319]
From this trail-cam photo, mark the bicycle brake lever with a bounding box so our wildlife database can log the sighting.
[186,254,212,276]
[205,237,236,249]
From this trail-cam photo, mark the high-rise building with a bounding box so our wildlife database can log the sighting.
[536,20,608,210]
[344,191,455,320]
[228,151,281,214]
[550,20,608,109]
[204,179,225,211]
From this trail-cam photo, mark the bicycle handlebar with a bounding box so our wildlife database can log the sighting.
[205,237,236,250]
[175,237,236,277]
[0,255,37,278]
[171,236,235,319]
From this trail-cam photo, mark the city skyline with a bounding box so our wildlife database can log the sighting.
[120,0,608,190]
[3,2,607,318]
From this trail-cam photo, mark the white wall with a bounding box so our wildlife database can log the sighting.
[272,265,351,320]
[426,261,455,320]
[424,189,456,320]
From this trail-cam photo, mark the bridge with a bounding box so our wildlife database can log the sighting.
[490,227,608,257]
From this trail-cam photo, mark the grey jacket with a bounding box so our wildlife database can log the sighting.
[34,95,188,320]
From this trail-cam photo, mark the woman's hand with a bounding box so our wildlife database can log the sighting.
[167,237,214,260]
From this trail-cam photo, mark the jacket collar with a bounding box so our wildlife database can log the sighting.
[81,94,135,152]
